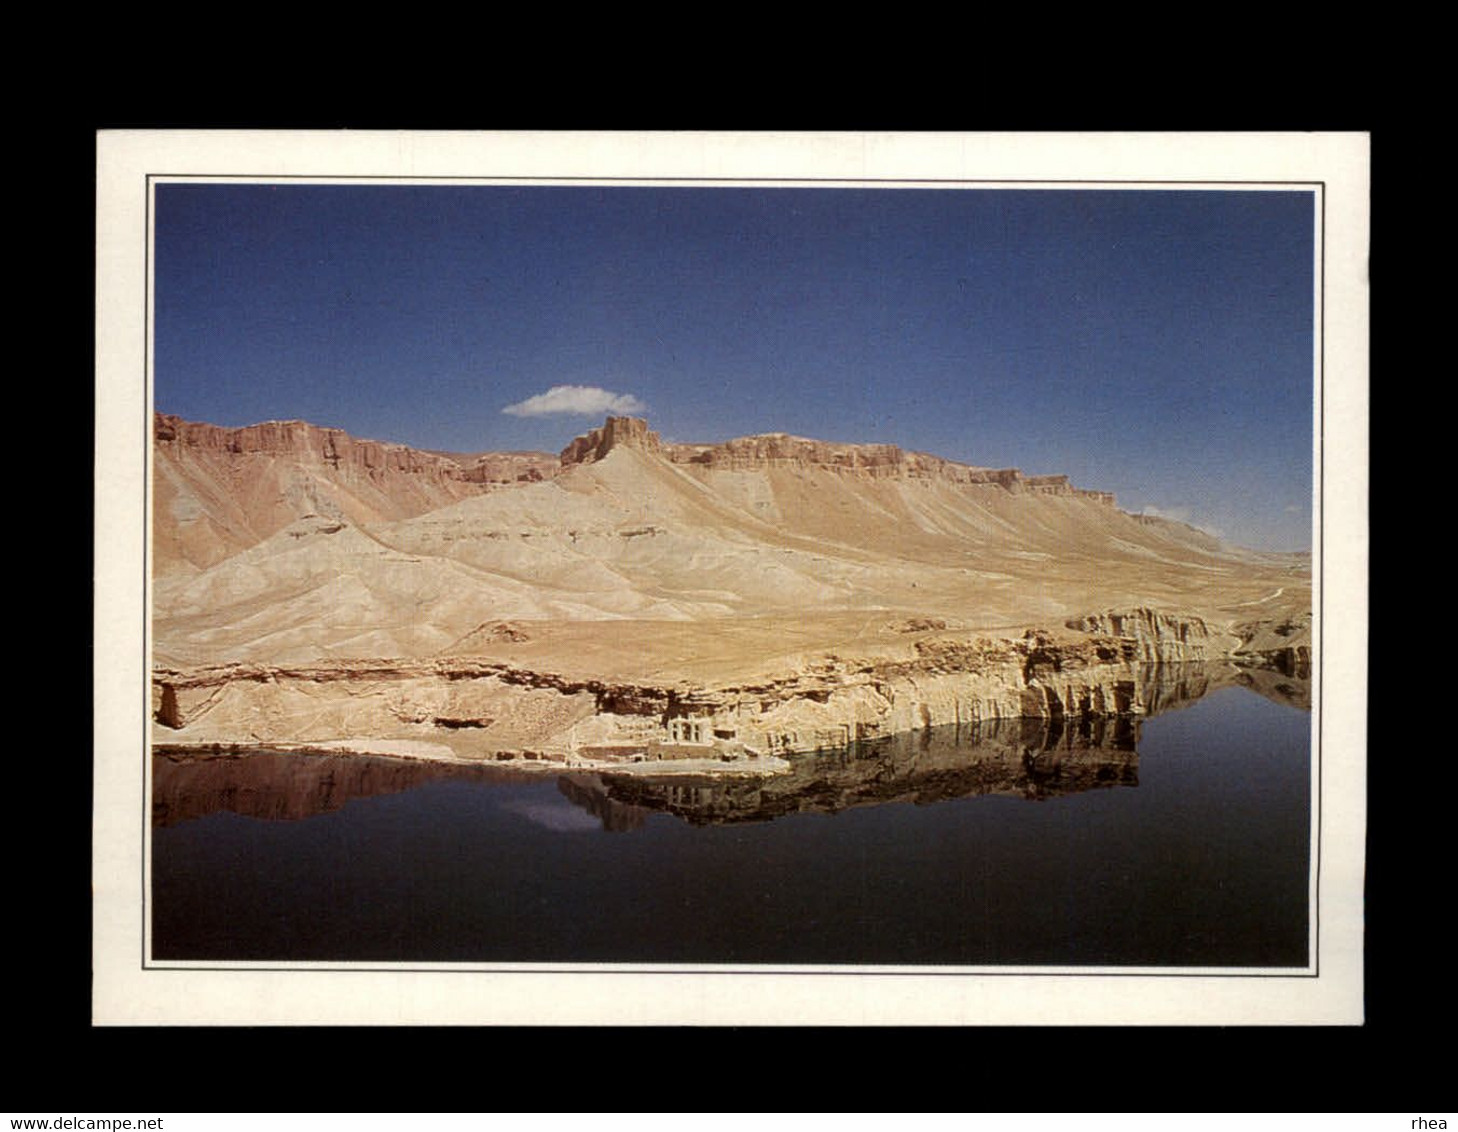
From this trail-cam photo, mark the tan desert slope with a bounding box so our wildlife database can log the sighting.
[151,413,1311,768]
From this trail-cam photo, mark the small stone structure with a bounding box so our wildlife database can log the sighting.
[668,718,709,744]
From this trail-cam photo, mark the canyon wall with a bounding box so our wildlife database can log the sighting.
[152,611,1266,765]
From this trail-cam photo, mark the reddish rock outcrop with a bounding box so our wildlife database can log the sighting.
[156,414,472,483]
[157,414,554,485]
[559,416,663,464]
[152,413,557,573]
[552,419,1116,501]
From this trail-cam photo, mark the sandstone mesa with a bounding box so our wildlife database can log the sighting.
[151,412,1312,773]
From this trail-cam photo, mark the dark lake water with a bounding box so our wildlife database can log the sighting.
[150,683,1312,967]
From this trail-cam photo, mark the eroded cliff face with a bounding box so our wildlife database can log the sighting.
[156,413,559,486]
[151,652,1314,832]
[559,416,663,464]
[151,612,1295,766]
[153,413,556,574]
[1064,608,1214,663]
[157,414,478,483]
[559,418,1117,501]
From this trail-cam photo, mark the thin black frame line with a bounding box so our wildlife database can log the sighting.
[141,175,152,970]
[142,963,1321,978]
[137,173,1326,980]
[1315,181,1327,977]
[145,173,1326,188]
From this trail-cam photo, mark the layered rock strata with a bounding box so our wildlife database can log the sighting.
[157,414,556,485]
[152,612,1285,766]
[1064,608,1213,663]
[562,416,1118,502]
[151,413,1311,771]
[153,413,556,573]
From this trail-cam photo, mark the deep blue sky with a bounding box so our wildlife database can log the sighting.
[154,184,1316,550]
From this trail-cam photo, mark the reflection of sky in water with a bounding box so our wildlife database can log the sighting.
[500,799,603,833]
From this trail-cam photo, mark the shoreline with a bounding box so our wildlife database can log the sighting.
[152,737,796,778]
[150,609,1310,777]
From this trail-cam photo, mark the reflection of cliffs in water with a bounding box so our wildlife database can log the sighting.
[1137,661,1308,714]
[153,663,1309,829]
[1225,664,1310,711]
[564,713,1139,830]
[151,751,535,827]
[555,776,658,832]
[558,662,1310,830]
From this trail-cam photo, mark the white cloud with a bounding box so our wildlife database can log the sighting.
[502,384,647,418]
